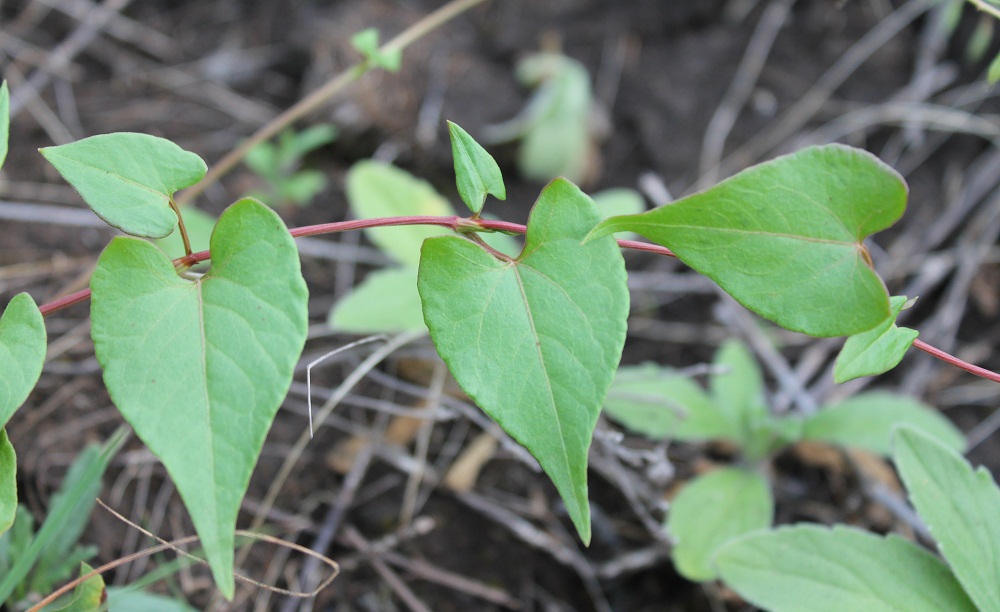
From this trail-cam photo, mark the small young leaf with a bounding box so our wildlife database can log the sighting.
[894,426,1000,611]
[834,295,918,382]
[447,121,506,214]
[0,292,46,429]
[153,206,216,259]
[350,28,401,72]
[0,81,9,170]
[419,179,629,543]
[666,468,773,581]
[329,267,426,333]
[91,199,308,598]
[52,562,105,612]
[0,429,14,535]
[40,133,207,239]
[603,364,736,441]
[803,392,963,457]
[715,524,976,612]
[587,144,907,337]
[346,161,452,266]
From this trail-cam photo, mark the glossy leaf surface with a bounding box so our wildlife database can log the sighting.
[91,199,308,598]
[589,145,907,337]
[834,295,918,382]
[666,467,772,581]
[418,179,628,543]
[716,524,975,612]
[40,133,207,239]
[0,293,46,429]
[894,426,1000,612]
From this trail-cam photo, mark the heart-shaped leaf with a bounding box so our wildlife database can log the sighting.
[40,133,207,239]
[0,292,46,429]
[418,178,629,543]
[90,198,308,598]
[448,121,506,214]
[834,295,918,382]
[588,144,907,337]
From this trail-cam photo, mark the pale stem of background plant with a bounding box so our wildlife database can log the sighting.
[967,0,1000,20]
[175,0,490,206]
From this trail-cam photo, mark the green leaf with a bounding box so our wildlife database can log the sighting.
[989,52,1000,85]
[280,124,337,162]
[588,144,907,337]
[106,589,197,612]
[803,392,963,457]
[0,430,14,536]
[835,296,918,382]
[447,121,506,214]
[603,364,736,441]
[710,339,767,431]
[418,178,629,543]
[666,467,773,581]
[350,28,401,72]
[0,292,47,429]
[591,188,645,218]
[39,133,207,239]
[894,426,1000,612]
[0,428,126,603]
[153,206,216,259]
[51,562,105,612]
[329,267,426,333]
[0,81,9,170]
[90,199,308,598]
[715,524,976,612]
[346,161,452,266]
[518,115,591,185]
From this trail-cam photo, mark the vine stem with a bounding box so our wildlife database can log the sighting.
[33,215,1000,385]
[174,0,490,206]
[912,338,1000,383]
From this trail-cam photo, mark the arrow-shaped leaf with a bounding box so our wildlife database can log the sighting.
[40,133,207,239]
[588,144,907,337]
[834,295,918,382]
[90,198,308,598]
[448,121,505,214]
[418,179,629,543]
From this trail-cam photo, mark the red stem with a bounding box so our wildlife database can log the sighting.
[912,339,1000,383]
[30,215,1000,385]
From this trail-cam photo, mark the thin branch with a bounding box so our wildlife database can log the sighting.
[175,0,491,206]
[967,0,1000,20]
[912,338,1000,383]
